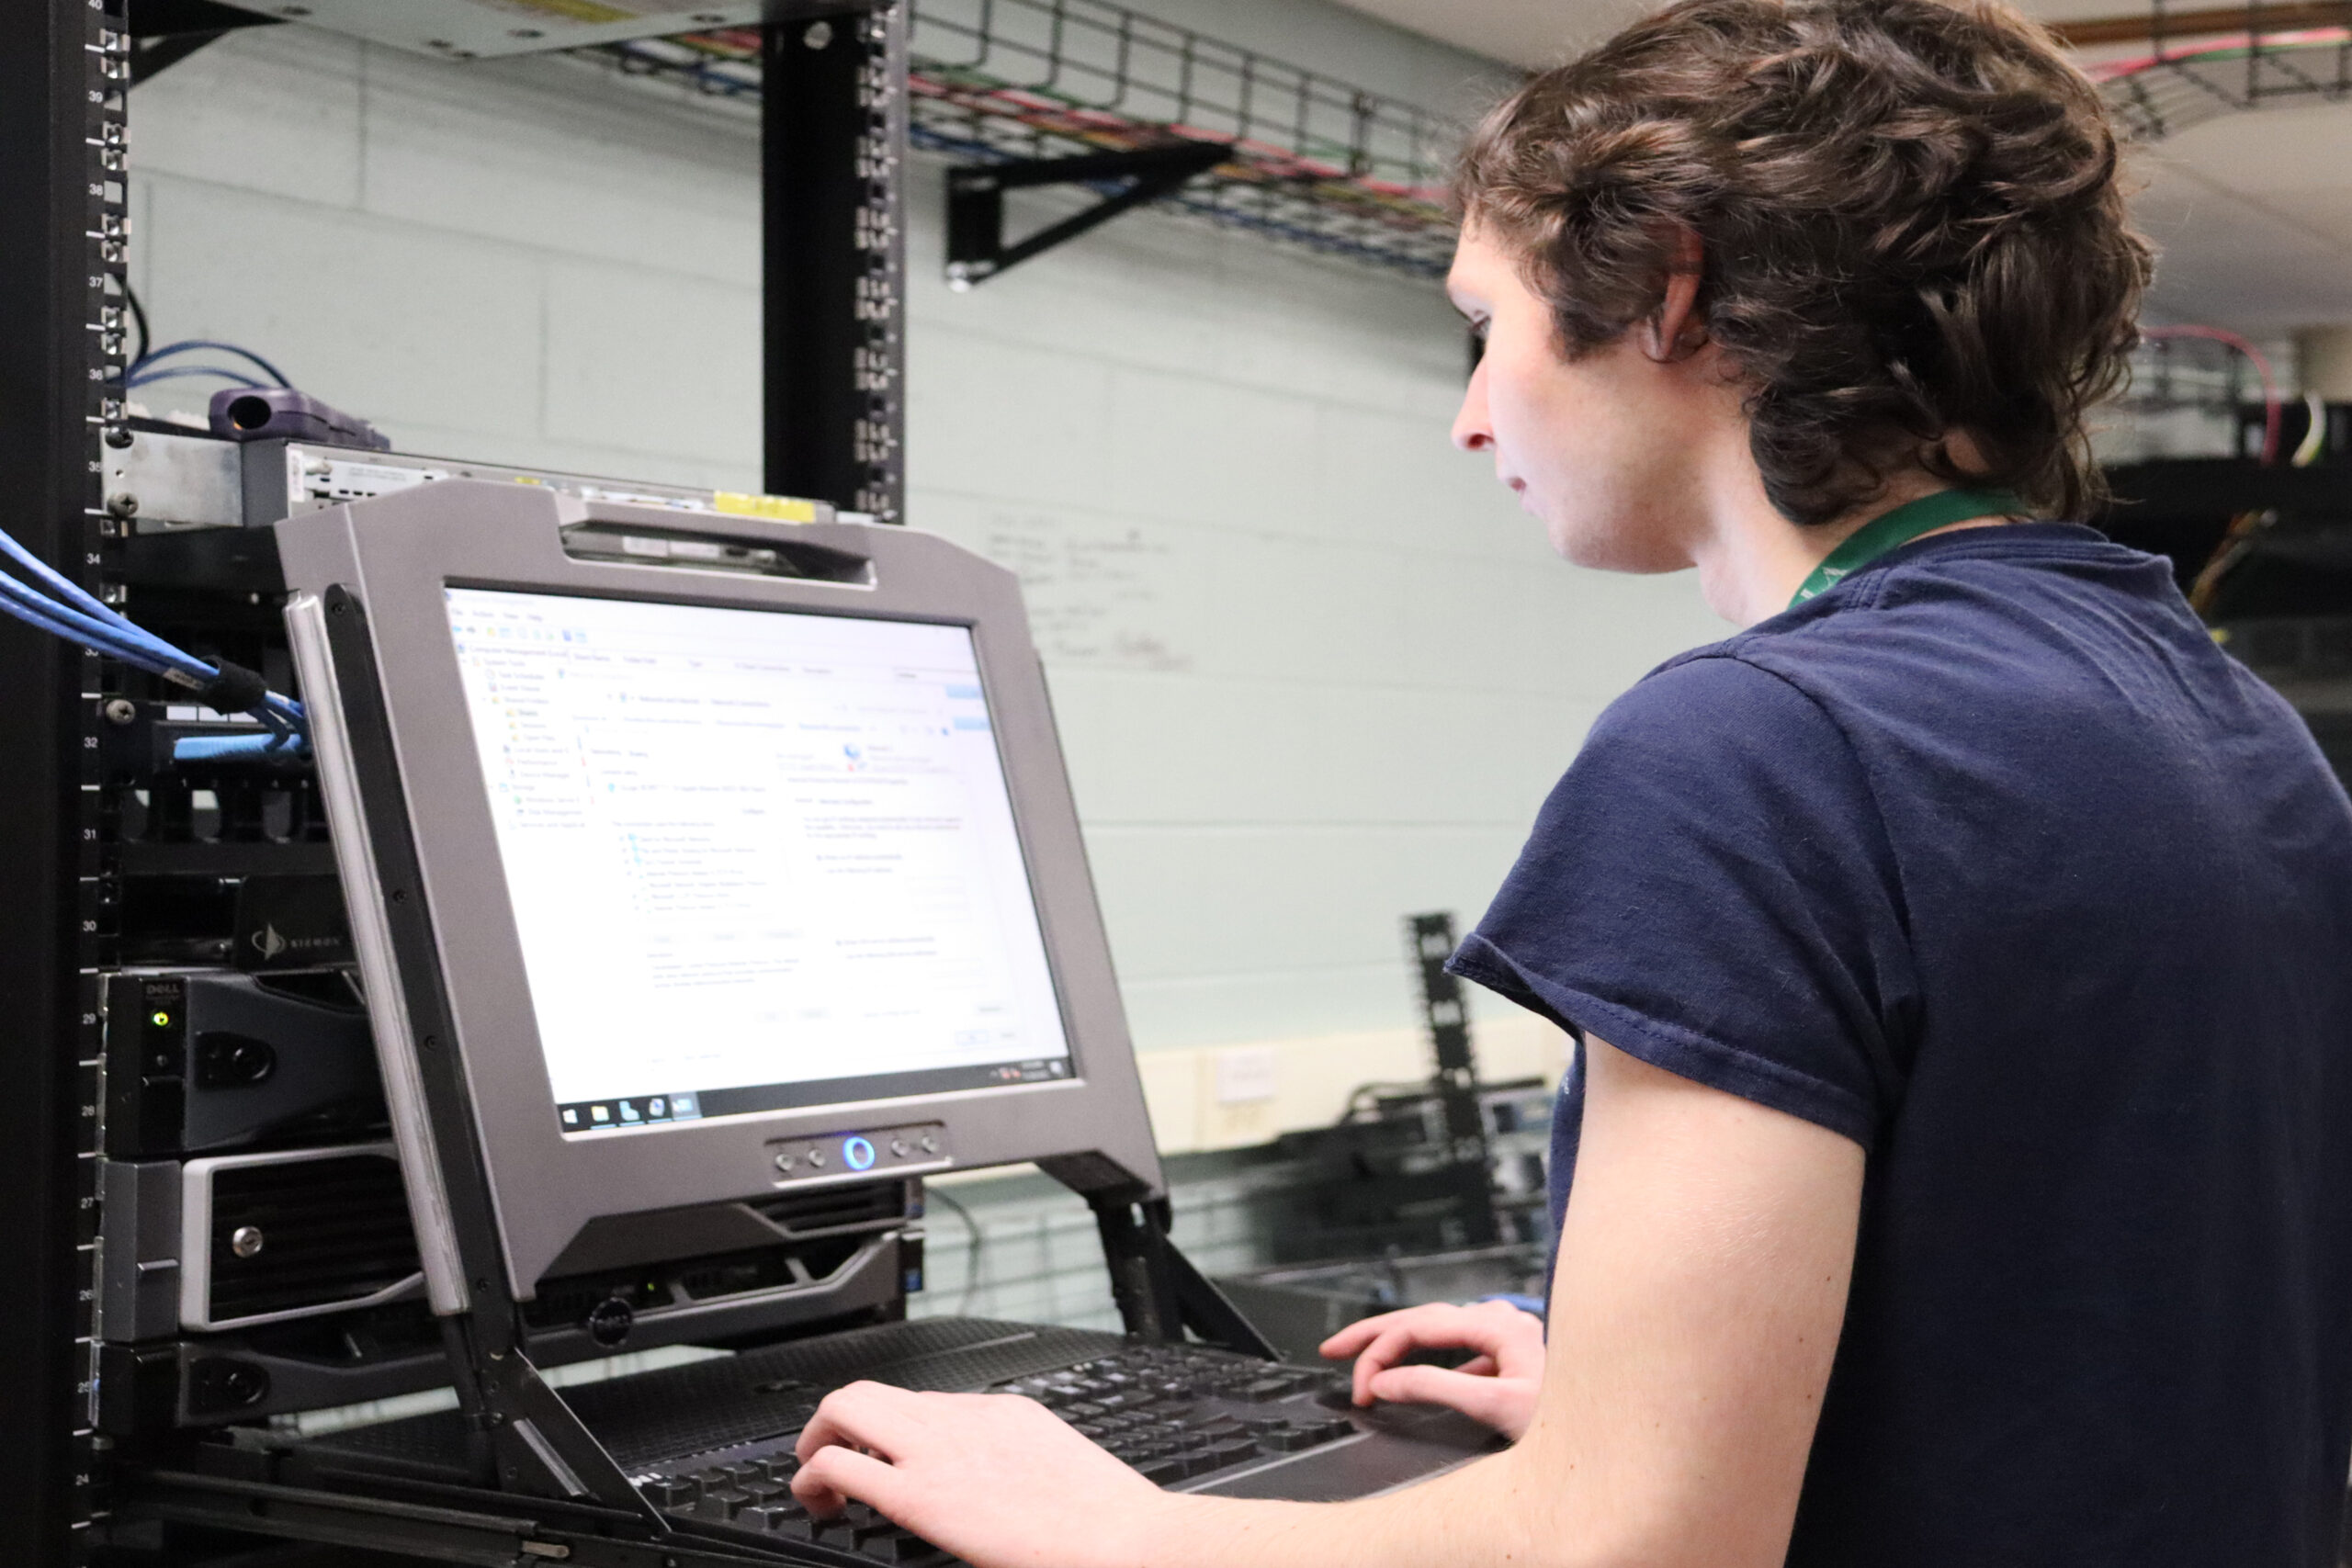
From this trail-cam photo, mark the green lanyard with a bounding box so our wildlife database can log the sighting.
[1789,489,2028,609]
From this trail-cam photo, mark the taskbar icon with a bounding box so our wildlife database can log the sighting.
[557,1090,702,1134]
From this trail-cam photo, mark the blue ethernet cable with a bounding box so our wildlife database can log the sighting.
[0,531,216,678]
[0,567,304,739]
[173,733,304,763]
[0,524,307,758]
[0,571,196,679]
[130,338,293,389]
[125,365,269,391]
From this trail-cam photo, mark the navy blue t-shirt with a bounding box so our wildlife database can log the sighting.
[1450,524,2352,1565]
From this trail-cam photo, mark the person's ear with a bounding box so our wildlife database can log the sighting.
[1639,227,1708,363]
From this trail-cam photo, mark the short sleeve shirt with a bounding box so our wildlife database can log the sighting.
[1449,525,2352,1566]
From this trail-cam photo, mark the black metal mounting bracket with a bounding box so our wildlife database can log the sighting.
[322,585,662,1528]
[1081,1189,1279,1360]
[126,0,282,85]
[944,139,1234,288]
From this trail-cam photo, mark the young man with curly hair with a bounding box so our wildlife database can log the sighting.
[788,1,2352,1562]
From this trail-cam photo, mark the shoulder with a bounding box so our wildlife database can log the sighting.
[1531,650,1880,866]
[1579,649,1853,779]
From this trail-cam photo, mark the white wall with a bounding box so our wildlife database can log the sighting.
[125,10,1725,1145]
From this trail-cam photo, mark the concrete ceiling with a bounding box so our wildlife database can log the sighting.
[1332,0,2352,341]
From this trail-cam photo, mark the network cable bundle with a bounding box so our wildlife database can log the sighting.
[0,511,304,758]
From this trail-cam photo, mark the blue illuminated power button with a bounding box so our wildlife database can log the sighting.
[842,1135,877,1172]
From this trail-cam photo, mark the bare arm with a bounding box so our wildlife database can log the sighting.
[794,1036,1866,1568]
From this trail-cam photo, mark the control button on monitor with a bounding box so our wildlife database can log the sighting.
[919,1133,940,1155]
[775,1152,797,1173]
[889,1138,910,1158]
[807,1147,827,1168]
[842,1135,876,1171]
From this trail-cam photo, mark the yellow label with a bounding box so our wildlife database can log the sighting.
[493,0,642,23]
[714,491,819,523]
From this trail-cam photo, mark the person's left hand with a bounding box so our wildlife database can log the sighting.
[791,1381,1183,1568]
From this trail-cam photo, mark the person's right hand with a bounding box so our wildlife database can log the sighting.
[1317,1299,1546,1440]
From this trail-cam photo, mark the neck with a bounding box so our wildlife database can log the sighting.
[1690,471,2003,627]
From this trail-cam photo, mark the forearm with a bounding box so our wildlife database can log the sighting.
[1116,1449,1558,1568]
[789,1043,1859,1568]
[1124,1043,1866,1568]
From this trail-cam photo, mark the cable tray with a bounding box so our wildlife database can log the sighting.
[588,0,1464,280]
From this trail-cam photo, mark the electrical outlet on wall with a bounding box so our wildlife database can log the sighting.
[1213,1046,1280,1105]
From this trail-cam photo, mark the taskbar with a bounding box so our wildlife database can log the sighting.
[555,1055,1071,1134]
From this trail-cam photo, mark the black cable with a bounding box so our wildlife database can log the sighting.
[927,1186,989,1315]
[196,658,271,718]
[125,283,150,371]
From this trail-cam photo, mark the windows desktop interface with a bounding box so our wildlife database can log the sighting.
[443,587,1074,1135]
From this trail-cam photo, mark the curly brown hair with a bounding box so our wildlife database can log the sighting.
[1455,0,2154,525]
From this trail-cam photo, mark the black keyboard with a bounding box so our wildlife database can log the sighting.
[635,1341,1363,1564]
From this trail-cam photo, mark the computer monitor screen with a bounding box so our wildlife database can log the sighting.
[442,586,1074,1136]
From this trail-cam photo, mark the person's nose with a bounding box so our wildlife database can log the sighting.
[1452,357,1493,454]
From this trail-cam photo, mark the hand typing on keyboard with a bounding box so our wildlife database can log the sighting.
[1317,1300,1548,1441]
[791,1382,1185,1568]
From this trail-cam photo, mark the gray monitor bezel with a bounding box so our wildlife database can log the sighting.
[278,480,1165,1304]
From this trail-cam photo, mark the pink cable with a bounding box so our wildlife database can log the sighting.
[2086,25,2352,81]
[2143,323,2283,465]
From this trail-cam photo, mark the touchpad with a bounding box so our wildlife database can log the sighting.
[1193,1403,1503,1503]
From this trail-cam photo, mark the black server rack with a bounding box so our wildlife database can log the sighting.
[0,6,910,1562]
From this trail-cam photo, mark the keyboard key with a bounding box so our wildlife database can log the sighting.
[1139,1458,1186,1484]
[641,1476,697,1506]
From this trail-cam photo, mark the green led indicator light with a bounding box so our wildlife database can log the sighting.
[150,1011,171,1028]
